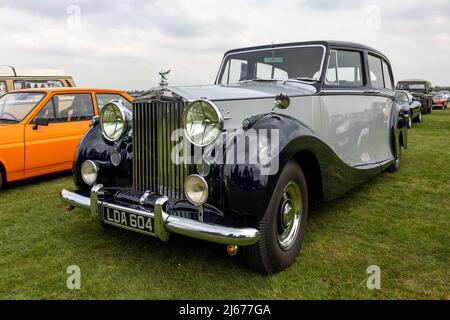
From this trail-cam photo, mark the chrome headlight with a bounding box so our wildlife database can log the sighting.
[100,101,128,142]
[81,160,98,186]
[183,99,223,147]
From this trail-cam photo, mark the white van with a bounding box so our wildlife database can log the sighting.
[0,66,76,95]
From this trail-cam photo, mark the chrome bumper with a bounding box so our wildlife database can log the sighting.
[60,186,260,246]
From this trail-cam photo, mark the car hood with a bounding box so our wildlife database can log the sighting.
[162,81,318,130]
[167,81,317,102]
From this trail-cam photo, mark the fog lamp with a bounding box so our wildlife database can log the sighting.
[81,160,98,186]
[184,175,208,206]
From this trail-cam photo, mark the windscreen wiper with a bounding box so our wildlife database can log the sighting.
[288,77,319,83]
[238,78,280,84]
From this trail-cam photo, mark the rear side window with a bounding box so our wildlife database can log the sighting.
[96,93,131,112]
[0,81,6,94]
[326,50,364,87]
[53,93,94,122]
[14,80,63,90]
[382,60,394,90]
[368,55,385,89]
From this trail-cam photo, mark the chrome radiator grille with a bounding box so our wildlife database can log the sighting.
[132,100,189,199]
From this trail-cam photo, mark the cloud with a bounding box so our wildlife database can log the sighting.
[0,0,449,89]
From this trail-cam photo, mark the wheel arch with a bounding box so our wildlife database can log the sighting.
[292,149,323,203]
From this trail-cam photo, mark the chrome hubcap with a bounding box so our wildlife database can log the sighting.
[277,181,302,251]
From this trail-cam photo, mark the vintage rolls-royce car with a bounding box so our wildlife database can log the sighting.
[60,41,408,273]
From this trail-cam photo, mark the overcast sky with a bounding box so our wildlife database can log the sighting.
[1,0,449,89]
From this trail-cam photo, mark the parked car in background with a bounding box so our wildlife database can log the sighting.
[0,88,133,189]
[432,92,448,109]
[395,90,422,127]
[396,79,433,114]
[0,66,76,95]
[439,90,450,99]
[60,41,408,274]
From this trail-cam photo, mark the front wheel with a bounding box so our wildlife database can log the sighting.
[243,161,308,274]
[0,170,4,190]
[407,111,412,128]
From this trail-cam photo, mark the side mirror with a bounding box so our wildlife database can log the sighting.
[33,118,49,129]
[274,93,290,110]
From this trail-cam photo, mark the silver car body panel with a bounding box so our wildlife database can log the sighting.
[167,82,394,168]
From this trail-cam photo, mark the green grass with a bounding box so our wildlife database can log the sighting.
[1,110,449,300]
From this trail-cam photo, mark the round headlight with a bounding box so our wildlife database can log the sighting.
[184,174,209,206]
[81,160,98,186]
[100,101,128,142]
[183,99,223,147]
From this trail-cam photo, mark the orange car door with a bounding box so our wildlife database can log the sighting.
[24,93,95,178]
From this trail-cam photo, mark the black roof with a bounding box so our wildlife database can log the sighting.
[223,40,389,62]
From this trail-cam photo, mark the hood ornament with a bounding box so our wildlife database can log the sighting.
[159,69,171,87]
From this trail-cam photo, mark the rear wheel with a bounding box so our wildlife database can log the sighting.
[387,141,402,173]
[243,161,308,274]
[416,110,423,123]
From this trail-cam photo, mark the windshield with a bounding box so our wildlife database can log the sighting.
[397,83,426,90]
[217,45,325,85]
[0,92,46,123]
[395,91,409,102]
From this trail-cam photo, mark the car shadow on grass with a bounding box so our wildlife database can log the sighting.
[2,170,72,192]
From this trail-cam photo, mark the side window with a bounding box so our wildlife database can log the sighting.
[14,80,63,90]
[35,99,56,121]
[368,55,384,89]
[35,99,56,122]
[53,93,94,122]
[96,93,131,112]
[326,50,364,87]
[382,60,394,90]
[0,81,6,94]
[221,59,248,84]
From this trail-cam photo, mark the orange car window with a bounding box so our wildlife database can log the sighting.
[53,93,94,122]
[35,98,56,121]
[0,92,45,121]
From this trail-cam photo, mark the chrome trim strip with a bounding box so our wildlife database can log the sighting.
[60,188,260,246]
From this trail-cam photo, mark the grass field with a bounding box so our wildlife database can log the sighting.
[0,110,449,300]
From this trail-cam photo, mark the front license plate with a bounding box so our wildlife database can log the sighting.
[103,207,154,236]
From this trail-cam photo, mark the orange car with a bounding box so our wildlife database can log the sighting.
[0,88,133,189]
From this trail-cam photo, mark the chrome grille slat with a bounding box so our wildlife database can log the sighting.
[133,100,188,199]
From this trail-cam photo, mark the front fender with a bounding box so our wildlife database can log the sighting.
[73,123,133,190]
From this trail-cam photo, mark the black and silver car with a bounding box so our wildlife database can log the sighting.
[395,90,422,128]
[60,41,408,274]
